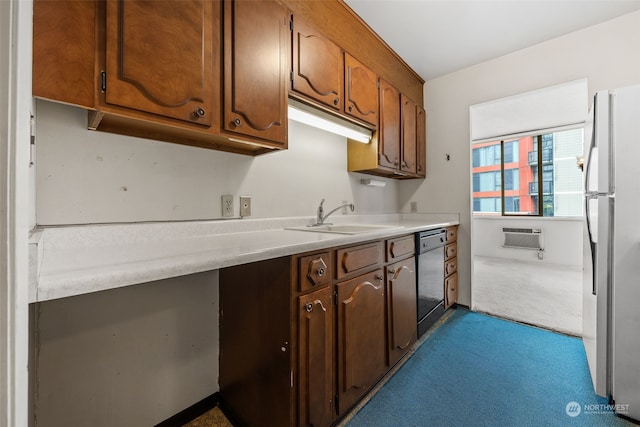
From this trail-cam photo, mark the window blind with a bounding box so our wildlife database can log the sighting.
[469,78,588,143]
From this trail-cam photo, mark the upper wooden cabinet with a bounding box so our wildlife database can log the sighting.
[104,0,214,126]
[344,54,379,127]
[416,105,426,177]
[223,0,288,146]
[291,16,344,112]
[348,80,426,179]
[34,0,424,161]
[378,78,401,169]
[401,94,418,175]
[33,0,288,155]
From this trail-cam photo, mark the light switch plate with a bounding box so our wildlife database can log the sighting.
[240,196,251,217]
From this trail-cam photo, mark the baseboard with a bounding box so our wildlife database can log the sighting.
[154,393,220,427]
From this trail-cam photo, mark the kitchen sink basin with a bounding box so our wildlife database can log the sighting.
[285,224,403,235]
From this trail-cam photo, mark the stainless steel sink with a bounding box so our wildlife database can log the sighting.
[285,224,403,235]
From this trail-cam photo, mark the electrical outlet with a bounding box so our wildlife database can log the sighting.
[240,196,251,217]
[410,201,418,213]
[221,195,233,217]
[341,200,349,215]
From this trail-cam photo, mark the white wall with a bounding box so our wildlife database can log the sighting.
[400,9,640,308]
[35,100,400,225]
[32,272,219,427]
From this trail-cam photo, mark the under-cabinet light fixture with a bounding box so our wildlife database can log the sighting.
[288,99,372,143]
[360,178,386,187]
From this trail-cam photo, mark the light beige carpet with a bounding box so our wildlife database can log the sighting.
[182,407,232,427]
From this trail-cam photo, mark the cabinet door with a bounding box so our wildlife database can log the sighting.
[223,0,289,146]
[219,257,292,427]
[292,17,343,111]
[298,287,334,427]
[105,0,215,126]
[387,259,417,366]
[378,79,400,169]
[401,94,417,175]
[416,105,426,177]
[445,272,458,310]
[344,54,378,127]
[337,269,386,414]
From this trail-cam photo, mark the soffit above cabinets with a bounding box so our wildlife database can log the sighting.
[345,0,640,80]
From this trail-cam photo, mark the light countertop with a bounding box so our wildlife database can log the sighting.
[29,213,459,303]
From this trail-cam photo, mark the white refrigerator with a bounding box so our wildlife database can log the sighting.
[583,84,640,421]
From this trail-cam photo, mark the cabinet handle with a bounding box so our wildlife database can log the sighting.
[233,118,241,126]
[317,267,325,277]
[333,98,339,106]
[305,302,313,312]
[375,274,383,281]
[194,107,206,118]
[388,268,396,275]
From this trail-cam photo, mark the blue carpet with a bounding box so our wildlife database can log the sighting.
[347,308,636,427]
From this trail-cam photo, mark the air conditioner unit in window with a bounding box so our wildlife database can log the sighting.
[502,228,543,250]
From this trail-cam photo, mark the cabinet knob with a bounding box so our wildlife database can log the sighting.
[233,118,241,126]
[388,268,396,275]
[194,107,206,118]
[317,267,325,277]
[375,274,383,281]
[304,302,313,312]
[348,104,353,112]
[333,98,340,106]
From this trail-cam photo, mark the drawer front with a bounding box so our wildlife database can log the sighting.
[445,258,457,277]
[445,242,457,261]
[445,226,458,243]
[299,252,332,292]
[386,235,415,262]
[336,241,384,280]
[445,272,458,310]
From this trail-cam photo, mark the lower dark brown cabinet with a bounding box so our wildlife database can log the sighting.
[298,286,334,427]
[386,258,417,367]
[336,269,387,414]
[218,235,417,427]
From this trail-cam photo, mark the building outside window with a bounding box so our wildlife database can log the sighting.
[472,128,583,217]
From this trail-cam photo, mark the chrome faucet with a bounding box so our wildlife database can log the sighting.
[313,199,355,226]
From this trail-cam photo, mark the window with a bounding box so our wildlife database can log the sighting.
[472,128,583,217]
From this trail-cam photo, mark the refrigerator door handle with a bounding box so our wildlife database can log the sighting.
[584,93,598,194]
[585,194,597,295]
[585,94,598,296]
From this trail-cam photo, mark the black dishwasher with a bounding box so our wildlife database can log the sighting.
[416,228,446,337]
